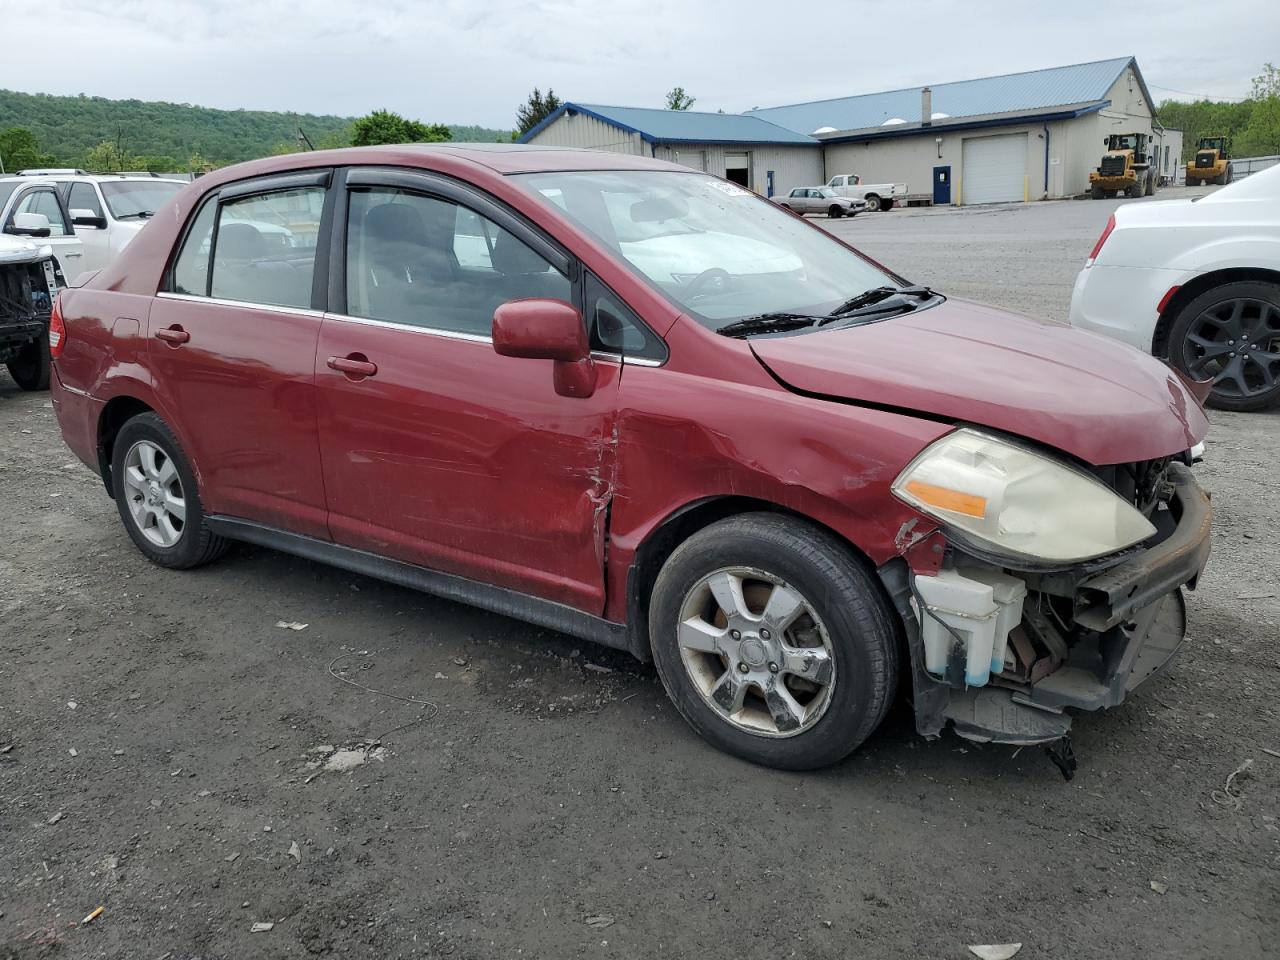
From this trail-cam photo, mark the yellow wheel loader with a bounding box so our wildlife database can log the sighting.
[1186,136,1232,186]
[1089,133,1156,200]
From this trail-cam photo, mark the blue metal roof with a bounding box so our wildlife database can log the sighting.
[520,103,819,146]
[748,57,1140,135]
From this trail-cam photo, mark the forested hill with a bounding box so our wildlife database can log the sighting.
[0,89,512,167]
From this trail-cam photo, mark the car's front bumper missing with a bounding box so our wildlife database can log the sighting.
[881,462,1212,747]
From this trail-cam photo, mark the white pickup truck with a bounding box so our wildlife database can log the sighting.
[825,174,897,212]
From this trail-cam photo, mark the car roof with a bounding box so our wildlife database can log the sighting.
[201,143,697,184]
[0,176,57,187]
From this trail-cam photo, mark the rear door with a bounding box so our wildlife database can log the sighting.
[314,168,619,613]
[148,170,332,537]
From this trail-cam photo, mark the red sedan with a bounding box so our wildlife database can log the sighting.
[48,145,1211,771]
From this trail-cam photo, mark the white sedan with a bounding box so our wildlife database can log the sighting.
[1069,164,1280,411]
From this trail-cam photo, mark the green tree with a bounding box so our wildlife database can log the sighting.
[665,87,696,111]
[0,126,52,172]
[83,139,138,173]
[515,88,563,138]
[1237,63,1280,157]
[350,110,451,147]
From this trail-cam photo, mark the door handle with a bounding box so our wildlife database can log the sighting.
[327,354,378,378]
[155,326,190,345]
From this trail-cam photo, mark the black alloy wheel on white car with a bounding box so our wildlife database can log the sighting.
[649,513,898,771]
[1169,280,1280,412]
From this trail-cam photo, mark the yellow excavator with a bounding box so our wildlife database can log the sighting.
[1089,132,1156,199]
[1186,136,1231,186]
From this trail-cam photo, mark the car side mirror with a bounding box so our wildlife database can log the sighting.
[70,209,108,229]
[7,211,51,237]
[492,298,596,398]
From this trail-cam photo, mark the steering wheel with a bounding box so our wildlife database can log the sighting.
[683,267,732,301]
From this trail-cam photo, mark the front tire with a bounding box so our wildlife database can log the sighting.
[827,205,844,219]
[6,333,50,391]
[1168,281,1280,411]
[111,412,229,568]
[649,513,898,770]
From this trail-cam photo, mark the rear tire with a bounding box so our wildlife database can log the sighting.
[648,513,898,770]
[1090,184,1104,199]
[5,333,50,391]
[111,412,230,568]
[1187,177,1199,187]
[1144,173,1155,196]
[863,194,882,212]
[1168,280,1280,412]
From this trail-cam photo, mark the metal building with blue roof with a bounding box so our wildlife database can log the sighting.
[522,57,1173,205]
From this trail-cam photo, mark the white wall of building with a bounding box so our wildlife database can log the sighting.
[651,144,823,196]
[526,111,645,153]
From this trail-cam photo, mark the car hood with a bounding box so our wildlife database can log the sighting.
[0,234,51,265]
[749,298,1208,465]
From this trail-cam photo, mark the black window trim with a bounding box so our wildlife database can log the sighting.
[581,269,669,365]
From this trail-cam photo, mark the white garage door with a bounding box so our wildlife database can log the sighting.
[672,149,705,171]
[961,133,1028,205]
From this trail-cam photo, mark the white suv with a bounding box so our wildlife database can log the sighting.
[43,173,188,274]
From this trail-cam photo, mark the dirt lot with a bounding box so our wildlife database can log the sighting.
[2,192,1278,959]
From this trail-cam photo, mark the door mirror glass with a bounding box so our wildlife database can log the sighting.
[492,298,588,361]
[8,211,51,237]
[70,209,107,229]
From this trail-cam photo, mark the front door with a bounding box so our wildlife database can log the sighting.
[314,171,618,613]
[6,184,84,280]
[933,166,951,205]
[148,173,331,538]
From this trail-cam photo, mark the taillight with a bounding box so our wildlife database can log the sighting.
[48,294,66,359]
[1085,214,1116,267]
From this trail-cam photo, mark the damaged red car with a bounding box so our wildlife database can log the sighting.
[49,145,1211,771]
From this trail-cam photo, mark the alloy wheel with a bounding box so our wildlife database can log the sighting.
[1183,297,1280,401]
[676,566,836,738]
[122,439,187,547]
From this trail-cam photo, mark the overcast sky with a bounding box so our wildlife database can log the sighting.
[3,0,1275,127]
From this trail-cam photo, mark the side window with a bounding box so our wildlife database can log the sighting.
[789,188,804,198]
[170,199,217,296]
[586,273,666,362]
[345,186,571,336]
[209,187,325,309]
[14,188,71,237]
[68,182,104,219]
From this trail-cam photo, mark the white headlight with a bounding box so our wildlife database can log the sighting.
[892,429,1156,565]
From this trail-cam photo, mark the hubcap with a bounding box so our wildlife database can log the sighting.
[676,566,835,738]
[1184,297,1280,400]
[122,440,186,548]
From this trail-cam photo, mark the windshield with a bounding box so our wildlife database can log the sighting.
[513,170,897,324]
[1108,136,1138,151]
[100,180,183,220]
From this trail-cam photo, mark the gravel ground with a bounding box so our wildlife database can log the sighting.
[2,189,1277,959]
